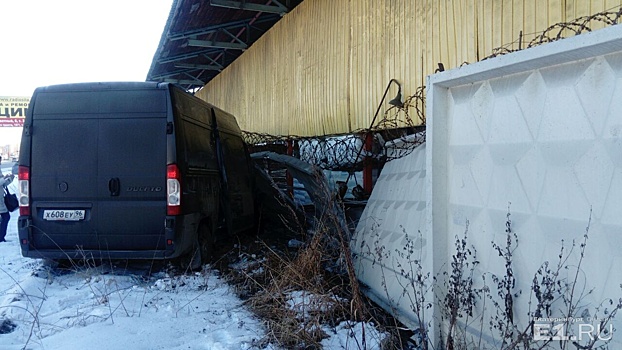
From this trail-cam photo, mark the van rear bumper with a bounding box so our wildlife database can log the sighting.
[19,249,172,260]
[18,216,179,260]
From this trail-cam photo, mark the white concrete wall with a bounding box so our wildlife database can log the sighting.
[351,139,430,332]
[354,24,622,348]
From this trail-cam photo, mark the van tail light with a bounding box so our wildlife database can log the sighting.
[166,164,181,215]
[18,166,30,216]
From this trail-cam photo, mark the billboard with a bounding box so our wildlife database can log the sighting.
[0,96,28,127]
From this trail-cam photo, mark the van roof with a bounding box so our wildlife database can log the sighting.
[34,81,167,93]
[31,82,171,116]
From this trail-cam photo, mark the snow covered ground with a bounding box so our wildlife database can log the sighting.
[0,179,385,350]
[0,210,270,350]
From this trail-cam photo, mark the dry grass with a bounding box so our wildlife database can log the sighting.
[217,210,415,350]
[216,165,414,349]
[234,226,350,348]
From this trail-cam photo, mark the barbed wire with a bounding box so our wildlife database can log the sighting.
[244,85,426,171]
[246,6,622,172]
[484,6,622,60]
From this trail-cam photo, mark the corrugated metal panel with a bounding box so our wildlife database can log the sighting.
[196,0,622,137]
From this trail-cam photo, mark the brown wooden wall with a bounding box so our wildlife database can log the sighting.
[196,0,622,137]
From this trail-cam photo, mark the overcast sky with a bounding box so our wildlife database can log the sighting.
[0,0,173,145]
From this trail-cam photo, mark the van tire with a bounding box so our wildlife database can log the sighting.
[198,223,214,265]
[180,224,213,271]
[180,243,202,271]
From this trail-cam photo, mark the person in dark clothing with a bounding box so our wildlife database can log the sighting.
[0,171,15,242]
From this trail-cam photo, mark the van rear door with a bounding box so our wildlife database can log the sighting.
[96,115,167,251]
[28,87,169,253]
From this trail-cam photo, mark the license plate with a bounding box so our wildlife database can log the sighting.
[43,210,85,221]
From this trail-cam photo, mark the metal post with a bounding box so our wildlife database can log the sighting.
[358,79,401,195]
[363,132,373,194]
[286,139,294,198]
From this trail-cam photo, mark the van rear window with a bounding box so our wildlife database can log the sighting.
[33,90,167,117]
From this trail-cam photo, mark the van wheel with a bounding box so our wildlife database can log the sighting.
[179,243,202,271]
[198,224,214,265]
[181,224,214,271]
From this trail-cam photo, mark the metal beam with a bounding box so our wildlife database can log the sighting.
[200,53,225,66]
[163,78,205,86]
[221,28,247,45]
[174,63,223,71]
[157,49,222,64]
[168,15,279,41]
[150,69,196,80]
[209,0,287,15]
[187,39,248,50]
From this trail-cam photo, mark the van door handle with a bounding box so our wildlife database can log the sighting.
[109,177,120,196]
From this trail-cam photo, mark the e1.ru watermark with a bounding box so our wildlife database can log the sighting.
[533,317,613,341]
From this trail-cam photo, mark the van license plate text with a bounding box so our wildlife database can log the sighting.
[43,210,85,221]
